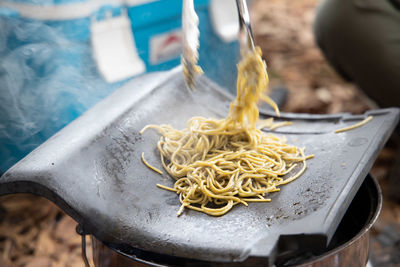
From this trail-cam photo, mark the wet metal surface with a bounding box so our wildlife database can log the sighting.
[0,67,398,264]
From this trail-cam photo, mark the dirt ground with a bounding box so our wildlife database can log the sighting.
[0,0,399,266]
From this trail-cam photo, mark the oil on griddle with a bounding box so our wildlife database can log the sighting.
[0,0,399,266]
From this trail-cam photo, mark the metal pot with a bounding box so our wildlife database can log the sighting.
[90,174,381,267]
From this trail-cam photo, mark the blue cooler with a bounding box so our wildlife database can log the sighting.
[0,0,240,173]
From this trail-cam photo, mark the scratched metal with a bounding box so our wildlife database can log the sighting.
[0,67,398,265]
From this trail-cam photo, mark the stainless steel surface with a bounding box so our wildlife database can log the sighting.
[181,0,201,90]
[236,0,255,54]
[0,67,398,264]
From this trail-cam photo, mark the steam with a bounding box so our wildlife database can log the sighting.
[0,6,241,173]
[0,15,124,172]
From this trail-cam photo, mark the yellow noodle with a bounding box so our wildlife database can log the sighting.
[245,198,271,202]
[269,121,293,131]
[141,152,163,175]
[156,184,177,192]
[260,94,280,117]
[335,116,373,133]
[257,118,274,129]
[141,47,312,216]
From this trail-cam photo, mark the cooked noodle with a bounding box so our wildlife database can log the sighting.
[141,152,163,175]
[140,48,313,216]
[334,116,373,133]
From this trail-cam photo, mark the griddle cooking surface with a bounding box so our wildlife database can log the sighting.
[1,67,398,264]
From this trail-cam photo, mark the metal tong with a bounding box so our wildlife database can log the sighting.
[236,0,255,56]
[182,0,255,90]
[182,0,202,90]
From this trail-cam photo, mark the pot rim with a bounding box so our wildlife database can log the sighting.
[295,174,382,266]
[95,174,382,267]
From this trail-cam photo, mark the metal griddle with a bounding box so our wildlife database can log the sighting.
[0,67,398,265]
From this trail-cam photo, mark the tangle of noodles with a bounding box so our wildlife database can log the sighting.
[140,47,313,216]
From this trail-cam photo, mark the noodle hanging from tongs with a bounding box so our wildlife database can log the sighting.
[141,48,313,216]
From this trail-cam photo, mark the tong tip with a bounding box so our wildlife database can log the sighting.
[182,56,203,90]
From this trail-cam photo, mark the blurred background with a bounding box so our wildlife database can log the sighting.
[0,0,399,266]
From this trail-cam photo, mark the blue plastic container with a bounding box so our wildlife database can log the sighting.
[0,0,239,173]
